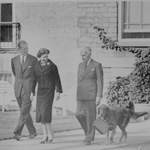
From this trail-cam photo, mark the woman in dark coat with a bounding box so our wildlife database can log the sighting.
[32,48,63,143]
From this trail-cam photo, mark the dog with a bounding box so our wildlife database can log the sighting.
[97,104,148,144]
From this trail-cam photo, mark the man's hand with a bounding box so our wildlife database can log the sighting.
[30,93,34,101]
[95,97,101,106]
[56,92,60,100]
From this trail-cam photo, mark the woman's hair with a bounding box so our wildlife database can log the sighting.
[37,48,50,58]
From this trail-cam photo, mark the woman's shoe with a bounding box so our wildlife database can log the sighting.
[40,136,48,144]
[47,134,54,143]
[47,138,53,143]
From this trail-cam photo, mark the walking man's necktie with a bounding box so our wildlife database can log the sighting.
[84,62,87,70]
[22,56,25,65]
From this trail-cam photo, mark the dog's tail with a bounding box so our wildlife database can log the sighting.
[126,102,148,119]
[132,112,148,119]
[128,109,148,119]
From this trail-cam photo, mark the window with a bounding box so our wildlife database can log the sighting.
[118,1,150,46]
[0,3,13,43]
[0,3,20,49]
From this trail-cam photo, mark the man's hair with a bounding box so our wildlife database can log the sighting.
[85,46,91,52]
[37,48,50,58]
[18,40,28,48]
[82,46,92,55]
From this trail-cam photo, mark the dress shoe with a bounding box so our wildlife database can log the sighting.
[28,133,37,139]
[85,141,91,145]
[14,134,21,141]
[40,136,48,144]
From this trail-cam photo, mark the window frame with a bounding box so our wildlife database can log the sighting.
[118,1,150,47]
[0,2,16,48]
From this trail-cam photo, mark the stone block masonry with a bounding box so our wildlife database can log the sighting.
[77,1,118,52]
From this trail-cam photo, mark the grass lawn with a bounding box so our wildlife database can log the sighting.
[0,110,81,140]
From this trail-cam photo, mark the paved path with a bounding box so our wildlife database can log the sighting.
[0,119,150,150]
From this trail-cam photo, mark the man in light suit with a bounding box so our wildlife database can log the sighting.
[11,40,38,141]
[76,46,103,145]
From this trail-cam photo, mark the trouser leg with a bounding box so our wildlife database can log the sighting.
[25,113,36,135]
[85,100,96,141]
[14,88,36,135]
[14,98,31,135]
[75,100,87,135]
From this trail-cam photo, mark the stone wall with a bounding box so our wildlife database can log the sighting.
[14,0,135,97]
[78,2,117,48]
[0,0,138,111]
[77,1,135,66]
[15,1,82,92]
[15,1,135,66]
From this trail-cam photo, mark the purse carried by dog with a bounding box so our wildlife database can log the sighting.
[92,117,109,135]
[92,104,109,135]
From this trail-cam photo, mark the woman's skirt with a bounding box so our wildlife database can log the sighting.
[36,88,54,123]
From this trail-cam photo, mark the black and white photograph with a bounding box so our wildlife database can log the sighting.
[0,0,150,150]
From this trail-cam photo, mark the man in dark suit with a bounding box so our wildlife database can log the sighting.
[11,40,38,141]
[76,46,103,145]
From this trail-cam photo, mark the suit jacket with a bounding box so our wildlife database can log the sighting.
[11,54,38,98]
[77,59,103,101]
[32,59,63,95]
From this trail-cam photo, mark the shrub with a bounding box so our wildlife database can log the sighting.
[105,76,131,107]
[94,26,150,106]
[129,49,150,104]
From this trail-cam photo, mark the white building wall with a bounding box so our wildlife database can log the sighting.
[3,0,136,112]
